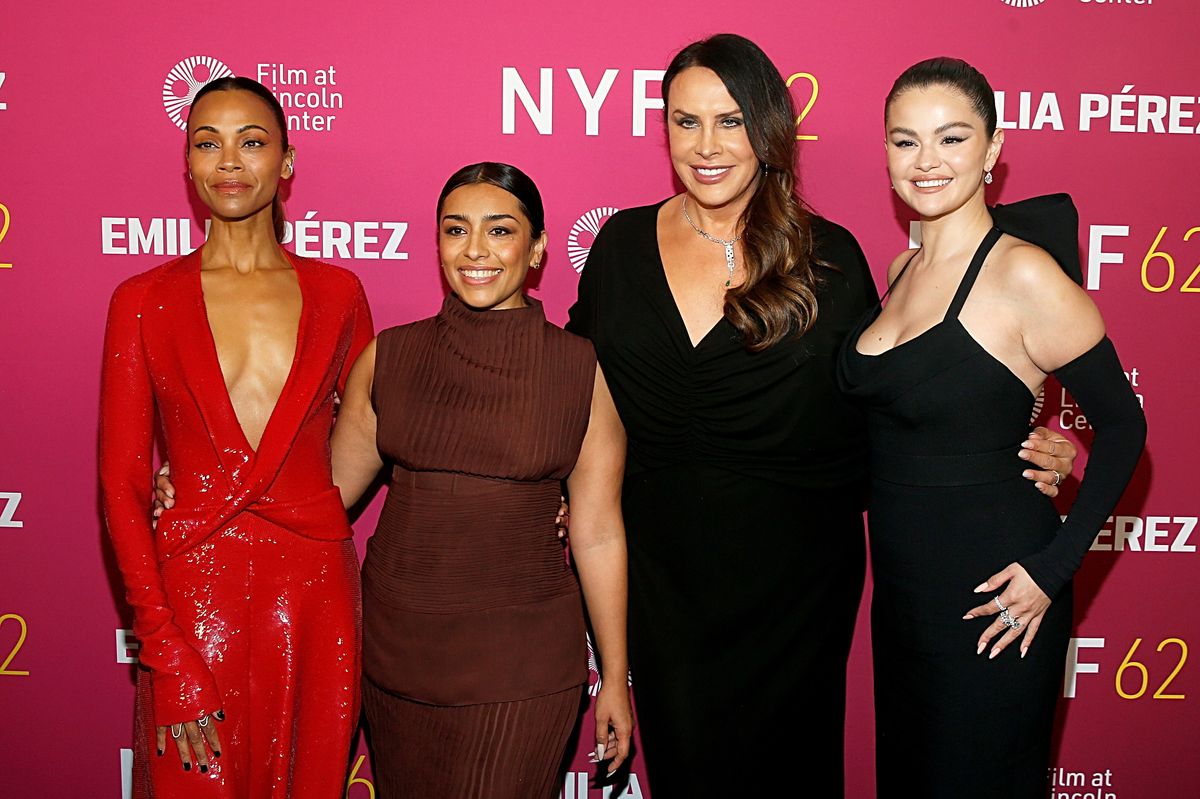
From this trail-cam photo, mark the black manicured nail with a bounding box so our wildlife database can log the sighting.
[213,750,221,758]
[199,764,208,773]
[157,749,164,757]
[214,710,225,721]
[183,762,191,771]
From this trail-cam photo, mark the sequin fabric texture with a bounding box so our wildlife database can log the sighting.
[99,250,373,798]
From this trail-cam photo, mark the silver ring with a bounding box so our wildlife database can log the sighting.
[198,715,209,728]
[993,596,1007,612]
[1052,470,1063,487]
[171,724,183,739]
[1012,618,1023,631]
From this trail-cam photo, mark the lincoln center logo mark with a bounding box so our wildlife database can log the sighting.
[567,207,620,273]
[1000,0,1046,6]
[163,56,235,130]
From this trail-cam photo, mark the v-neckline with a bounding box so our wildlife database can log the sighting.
[653,198,730,351]
[194,247,308,456]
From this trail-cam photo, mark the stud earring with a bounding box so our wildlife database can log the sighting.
[984,170,993,185]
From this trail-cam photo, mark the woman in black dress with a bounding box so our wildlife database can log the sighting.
[837,58,1146,797]
[567,36,1077,796]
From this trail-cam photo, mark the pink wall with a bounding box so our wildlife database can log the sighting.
[1,1,1195,795]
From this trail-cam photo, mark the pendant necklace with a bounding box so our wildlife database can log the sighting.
[682,197,741,287]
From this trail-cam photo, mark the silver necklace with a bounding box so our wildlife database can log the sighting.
[682,198,741,287]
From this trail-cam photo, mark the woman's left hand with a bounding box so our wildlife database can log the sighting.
[589,680,634,777]
[963,563,1051,659]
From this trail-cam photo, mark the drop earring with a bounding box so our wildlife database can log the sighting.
[984,170,994,185]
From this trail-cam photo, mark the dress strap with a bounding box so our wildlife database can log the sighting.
[944,227,1003,322]
[877,249,921,307]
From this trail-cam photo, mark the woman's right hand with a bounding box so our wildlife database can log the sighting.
[152,463,175,524]
[155,710,223,772]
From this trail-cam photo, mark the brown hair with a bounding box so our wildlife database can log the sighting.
[189,77,290,242]
[663,34,822,351]
[885,57,998,135]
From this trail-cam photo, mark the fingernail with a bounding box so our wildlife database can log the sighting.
[962,614,973,620]
[1021,440,1034,448]
[973,583,988,592]
[214,710,225,721]
[214,750,221,758]
[157,749,164,757]
[183,763,191,771]
[199,764,208,773]
[1017,450,1030,459]
[1020,648,1028,659]
[989,648,999,660]
[1022,470,1034,479]
[977,642,986,655]
[595,744,605,761]
[608,768,618,777]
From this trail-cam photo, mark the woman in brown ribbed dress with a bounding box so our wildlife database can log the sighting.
[331,162,633,798]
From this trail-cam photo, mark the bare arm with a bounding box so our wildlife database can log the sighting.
[566,365,633,774]
[331,338,384,508]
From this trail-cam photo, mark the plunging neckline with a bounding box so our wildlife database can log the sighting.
[194,248,308,455]
[653,198,732,351]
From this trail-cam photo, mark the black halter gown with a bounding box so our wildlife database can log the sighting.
[838,228,1070,798]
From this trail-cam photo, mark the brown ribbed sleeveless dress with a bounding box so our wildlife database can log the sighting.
[362,294,596,799]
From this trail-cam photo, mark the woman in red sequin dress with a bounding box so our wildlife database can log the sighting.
[99,78,372,797]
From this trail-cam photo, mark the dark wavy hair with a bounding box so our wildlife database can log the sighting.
[663,33,822,352]
[188,77,290,242]
[885,57,998,135]
[436,162,546,237]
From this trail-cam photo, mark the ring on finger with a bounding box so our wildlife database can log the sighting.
[171,723,183,739]
[1052,470,1063,487]
[993,596,1007,612]
[198,715,209,728]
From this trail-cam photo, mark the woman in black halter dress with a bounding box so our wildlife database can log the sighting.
[837,60,1145,798]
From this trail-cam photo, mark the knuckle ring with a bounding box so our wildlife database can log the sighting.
[198,715,210,728]
[1052,470,1063,487]
[171,724,183,739]
[992,596,1007,612]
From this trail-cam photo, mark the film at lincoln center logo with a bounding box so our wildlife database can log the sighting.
[567,207,620,273]
[1000,0,1046,7]
[163,56,235,130]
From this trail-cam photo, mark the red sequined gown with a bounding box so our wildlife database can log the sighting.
[99,249,373,798]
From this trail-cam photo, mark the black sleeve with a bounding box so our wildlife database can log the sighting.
[565,223,607,341]
[1019,337,1147,598]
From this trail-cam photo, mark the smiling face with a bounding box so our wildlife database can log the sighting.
[186,89,293,224]
[885,84,1003,220]
[667,66,761,213]
[438,183,547,311]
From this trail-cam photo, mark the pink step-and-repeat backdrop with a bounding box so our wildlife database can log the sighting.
[1,1,1196,796]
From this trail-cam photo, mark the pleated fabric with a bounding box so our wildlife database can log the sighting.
[362,293,597,793]
[362,679,581,799]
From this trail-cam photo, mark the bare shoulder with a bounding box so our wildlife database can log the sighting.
[990,236,1077,298]
[991,235,1105,370]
